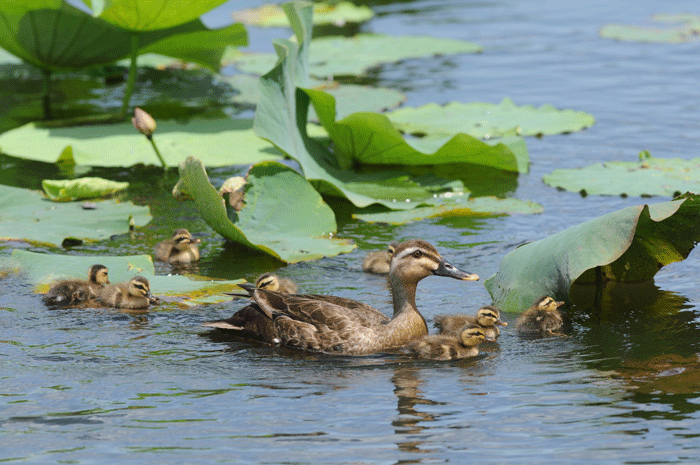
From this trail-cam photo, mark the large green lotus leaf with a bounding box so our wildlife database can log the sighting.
[0,184,151,246]
[42,177,129,201]
[10,250,245,304]
[385,98,596,139]
[353,195,543,224]
[0,119,284,167]
[229,34,482,78]
[484,194,700,312]
[232,1,373,28]
[600,14,700,43]
[82,0,230,31]
[179,156,355,263]
[0,0,245,71]
[543,154,700,197]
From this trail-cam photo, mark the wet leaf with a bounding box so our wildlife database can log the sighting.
[10,250,244,304]
[0,119,284,167]
[0,184,151,246]
[386,98,595,139]
[353,196,543,224]
[42,177,129,201]
[600,14,700,43]
[484,193,700,312]
[178,156,355,263]
[232,1,373,28]
[543,154,700,197]
[228,34,482,78]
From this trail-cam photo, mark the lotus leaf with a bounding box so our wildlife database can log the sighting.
[232,1,374,28]
[600,14,700,43]
[386,98,595,139]
[228,34,482,78]
[484,193,700,312]
[0,119,284,167]
[0,183,151,246]
[42,177,129,201]
[10,250,244,304]
[178,156,355,263]
[543,154,700,197]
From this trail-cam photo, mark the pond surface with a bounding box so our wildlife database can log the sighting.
[3,0,700,463]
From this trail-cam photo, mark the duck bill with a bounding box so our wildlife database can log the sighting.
[433,259,479,281]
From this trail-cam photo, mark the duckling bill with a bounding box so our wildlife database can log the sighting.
[43,264,109,307]
[154,229,201,265]
[204,239,479,355]
[515,296,565,337]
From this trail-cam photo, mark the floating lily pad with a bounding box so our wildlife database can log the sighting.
[484,193,700,312]
[543,153,700,197]
[600,14,700,43]
[386,98,595,139]
[178,156,355,263]
[229,34,482,78]
[0,184,151,246]
[10,250,244,305]
[42,177,129,201]
[232,1,374,28]
[353,196,543,224]
[0,119,284,167]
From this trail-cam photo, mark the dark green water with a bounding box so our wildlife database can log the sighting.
[2,0,700,463]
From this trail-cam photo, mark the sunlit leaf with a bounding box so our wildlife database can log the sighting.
[386,98,595,139]
[543,153,700,197]
[0,119,284,167]
[600,14,700,43]
[178,156,355,263]
[484,193,700,312]
[42,177,129,201]
[232,1,373,27]
[10,249,244,304]
[0,183,151,246]
[228,34,482,78]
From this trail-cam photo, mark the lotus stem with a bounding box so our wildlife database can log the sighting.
[148,135,168,170]
[41,68,52,120]
[121,34,139,120]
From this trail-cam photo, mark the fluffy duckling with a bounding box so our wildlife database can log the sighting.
[43,264,110,306]
[362,242,399,274]
[408,325,495,360]
[154,229,201,265]
[515,296,565,336]
[255,272,298,294]
[434,305,507,339]
[98,276,156,309]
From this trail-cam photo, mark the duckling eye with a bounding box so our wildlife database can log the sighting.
[412,250,422,258]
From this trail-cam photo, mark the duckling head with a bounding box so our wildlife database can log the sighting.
[128,276,154,300]
[387,241,399,256]
[88,264,110,285]
[534,296,566,312]
[476,305,507,327]
[255,272,280,292]
[172,229,201,251]
[390,240,479,284]
[459,325,496,346]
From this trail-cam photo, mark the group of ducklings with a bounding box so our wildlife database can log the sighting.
[43,229,201,309]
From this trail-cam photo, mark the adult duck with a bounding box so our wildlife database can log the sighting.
[203,240,479,355]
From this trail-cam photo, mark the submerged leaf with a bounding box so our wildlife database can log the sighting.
[0,184,151,246]
[386,98,595,139]
[178,156,355,263]
[543,155,700,197]
[484,194,700,312]
[232,1,374,27]
[600,14,700,43]
[42,177,129,201]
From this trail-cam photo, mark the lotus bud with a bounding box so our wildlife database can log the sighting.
[132,108,156,138]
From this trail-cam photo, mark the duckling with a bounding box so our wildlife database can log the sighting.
[98,276,155,309]
[43,264,110,306]
[434,305,507,339]
[203,239,480,355]
[362,242,399,274]
[154,229,201,265]
[408,325,495,360]
[255,272,298,294]
[515,296,565,336]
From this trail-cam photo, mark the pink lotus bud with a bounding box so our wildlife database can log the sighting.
[132,107,156,137]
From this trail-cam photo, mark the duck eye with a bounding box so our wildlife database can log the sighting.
[412,250,422,258]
